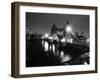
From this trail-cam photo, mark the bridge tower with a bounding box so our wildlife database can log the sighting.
[64,21,73,43]
[50,21,73,43]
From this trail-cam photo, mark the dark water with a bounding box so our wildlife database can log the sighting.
[26,39,89,67]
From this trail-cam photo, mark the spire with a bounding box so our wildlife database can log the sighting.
[66,20,69,25]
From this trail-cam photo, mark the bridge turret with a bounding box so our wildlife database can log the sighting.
[64,21,73,43]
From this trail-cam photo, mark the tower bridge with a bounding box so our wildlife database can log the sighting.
[47,21,89,46]
[41,21,89,64]
[26,21,90,66]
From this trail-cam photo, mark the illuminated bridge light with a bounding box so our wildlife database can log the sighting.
[61,38,66,42]
[67,38,73,43]
[44,33,49,38]
[42,36,44,39]
[70,38,73,43]
[48,36,53,40]
[66,26,71,32]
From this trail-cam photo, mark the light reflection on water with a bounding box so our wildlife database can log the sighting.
[61,53,71,63]
[44,41,49,51]
[52,44,55,54]
[42,40,72,62]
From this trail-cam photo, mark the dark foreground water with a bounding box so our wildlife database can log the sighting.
[26,39,89,67]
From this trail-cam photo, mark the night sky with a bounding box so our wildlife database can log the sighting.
[26,12,89,34]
